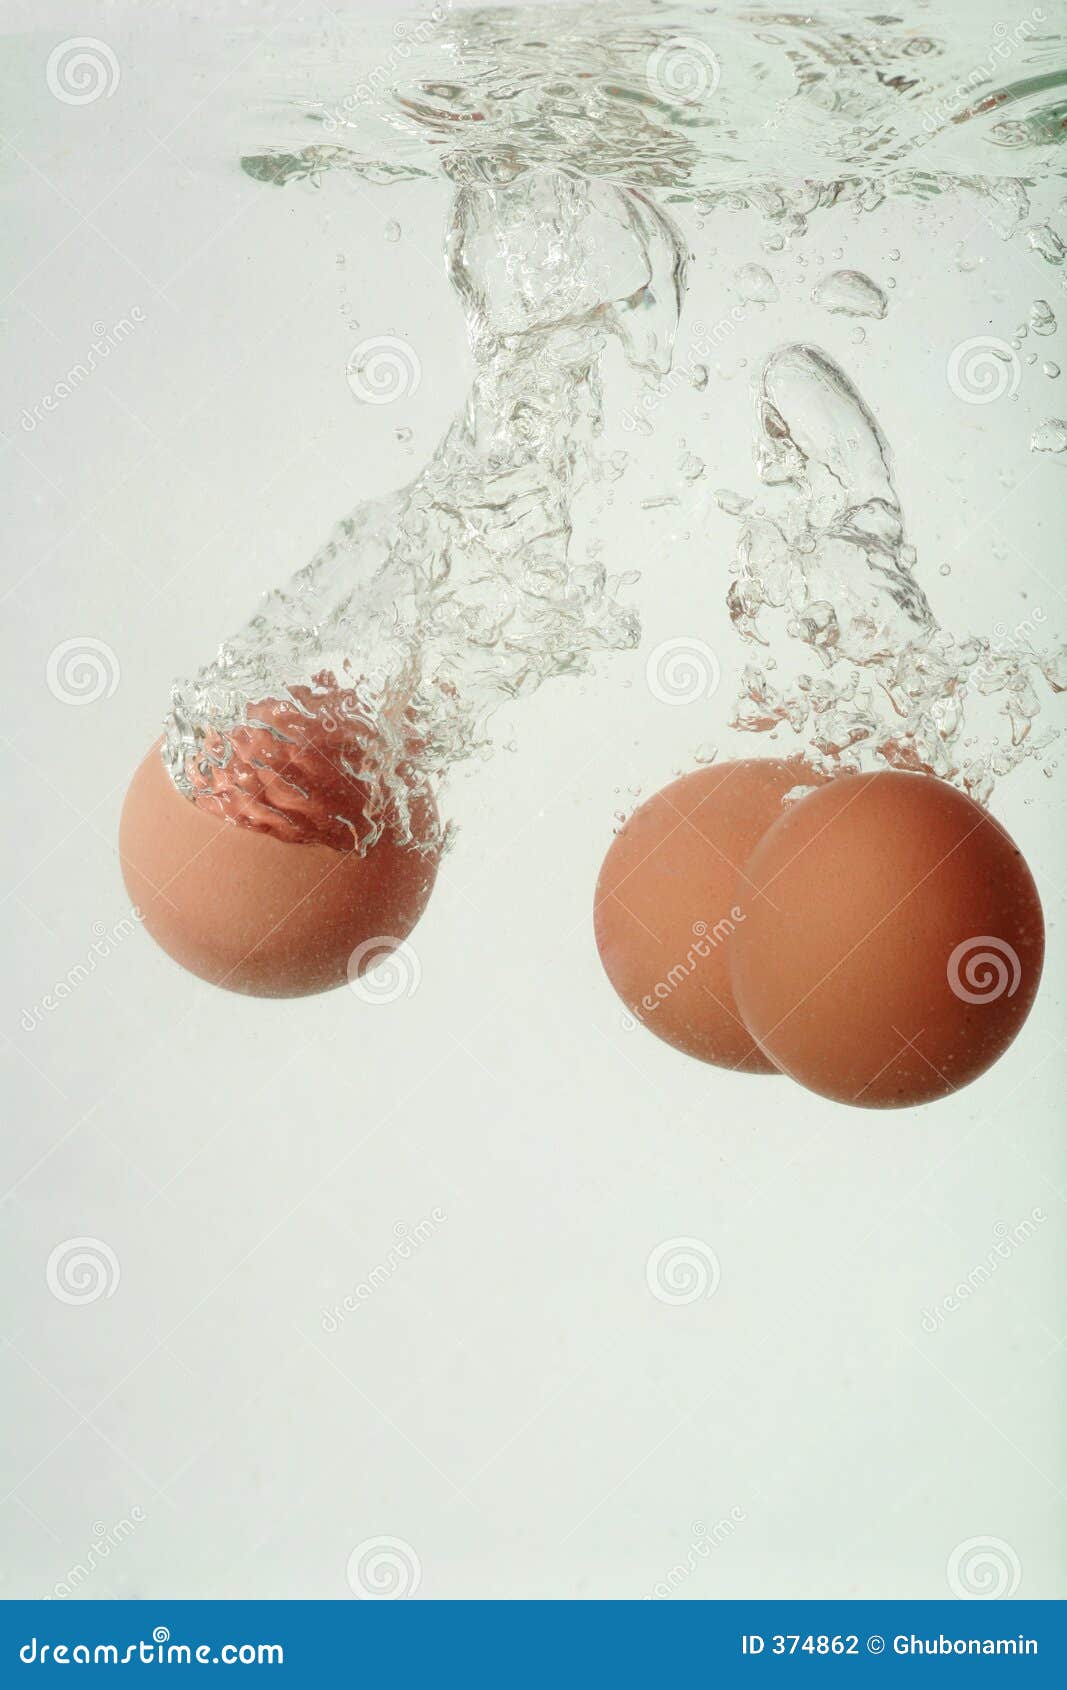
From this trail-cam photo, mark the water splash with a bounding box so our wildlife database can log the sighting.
[168,163,685,846]
[164,0,1067,838]
[724,345,1063,801]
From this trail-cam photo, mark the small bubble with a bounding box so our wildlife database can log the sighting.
[733,263,779,304]
[1029,299,1057,336]
[812,269,887,319]
[1044,361,1061,379]
[1026,224,1066,266]
[395,426,412,442]
[1030,418,1067,453]
[384,220,401,243]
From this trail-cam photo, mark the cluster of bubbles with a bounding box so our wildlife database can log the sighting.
[165,0,1066,839]
[721,344,1064,802]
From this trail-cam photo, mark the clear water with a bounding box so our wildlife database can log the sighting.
[165,0,1067,841]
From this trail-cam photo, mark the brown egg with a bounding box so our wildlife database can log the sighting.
[593,758,824,1072]
[119,740,439,998]
[729,771,1045,1108]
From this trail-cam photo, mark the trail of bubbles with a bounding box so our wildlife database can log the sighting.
[164,1,1066,836]
[721,345,1063,800]
[167,166,685,847]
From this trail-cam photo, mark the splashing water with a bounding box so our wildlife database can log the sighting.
[165,0,1067,839]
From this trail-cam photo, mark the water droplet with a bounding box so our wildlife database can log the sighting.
[384,220,401,242]
[690,363,709,392]
[1029,299,1057,336]
[733,263,779,304]
[1026,224,1066,265]
[1030,419,1067,453]
[812,269,887,319]
[395,426,412,443]
[1044,361,1061,379]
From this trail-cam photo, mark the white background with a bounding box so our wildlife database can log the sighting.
[2,0,1065,1600]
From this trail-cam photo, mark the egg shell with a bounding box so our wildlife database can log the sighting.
[593,758,824,1072]
[119,742,439,998]
[729,770,1045,1108]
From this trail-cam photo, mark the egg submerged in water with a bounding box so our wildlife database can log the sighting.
[119,702,440,998]
[729,770,1045,1108]
[593,757,825,1072]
